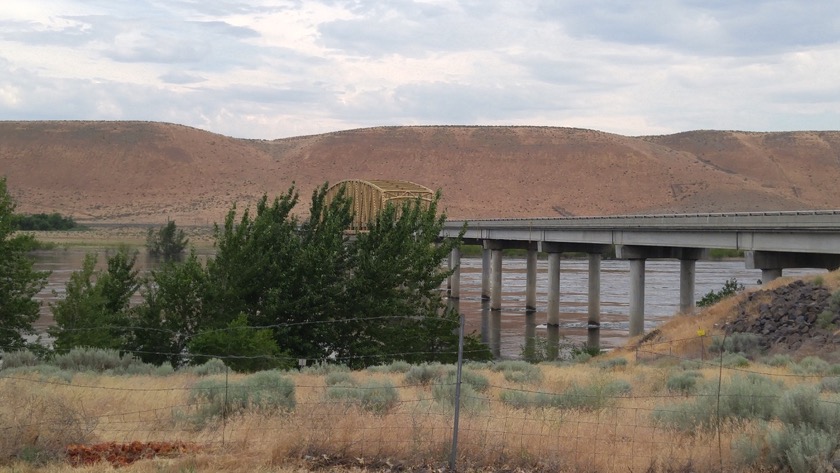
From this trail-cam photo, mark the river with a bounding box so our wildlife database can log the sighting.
[30,248,822,359]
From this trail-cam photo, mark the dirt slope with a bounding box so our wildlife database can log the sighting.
[1,121,838,224]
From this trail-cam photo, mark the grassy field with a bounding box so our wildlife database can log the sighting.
[3,259,839,471]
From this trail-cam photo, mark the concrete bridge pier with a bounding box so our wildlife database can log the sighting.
[746,251,840,283]
[481,246,491,300]
[617,246,708,336]
[448,247,461,299]
[526,243,538,312]
[588,252,602,348]
[539,243,610,329]
[485,240,505,311]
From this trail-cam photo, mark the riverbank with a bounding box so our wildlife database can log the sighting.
[22,223,217,249]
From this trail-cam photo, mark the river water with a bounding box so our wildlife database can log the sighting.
[30,248,822,359]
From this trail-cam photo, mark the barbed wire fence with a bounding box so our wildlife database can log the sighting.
[2,318,840,472]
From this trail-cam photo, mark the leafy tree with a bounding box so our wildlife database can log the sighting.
[126,251,207,366]
[203,187,300,328]
[263,183,355,360]
[189,313,292,372]
[337,194,481,366]
[50,249,140,351]
[0,178,49,350]
[146,221,189,261]
[123,182,490,368]
[200,183,487,366]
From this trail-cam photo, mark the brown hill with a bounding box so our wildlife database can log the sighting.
[1,121,839,224]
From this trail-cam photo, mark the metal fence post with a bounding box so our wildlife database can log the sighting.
[449,314,465,471]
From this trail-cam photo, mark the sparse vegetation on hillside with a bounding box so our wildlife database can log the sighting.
[698,277,745,307]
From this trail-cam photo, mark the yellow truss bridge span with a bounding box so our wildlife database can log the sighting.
[325,179,434,232]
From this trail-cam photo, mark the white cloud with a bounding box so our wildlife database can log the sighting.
[0,0,838,138]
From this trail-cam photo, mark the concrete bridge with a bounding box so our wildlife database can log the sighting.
[440,210,840,339]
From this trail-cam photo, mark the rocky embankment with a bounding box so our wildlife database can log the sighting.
[723,280,840,357]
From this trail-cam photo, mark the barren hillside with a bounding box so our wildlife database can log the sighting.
[1,121,838,224]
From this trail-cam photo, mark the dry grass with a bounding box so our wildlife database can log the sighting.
[5,271,840,471]
[2,357,826,473]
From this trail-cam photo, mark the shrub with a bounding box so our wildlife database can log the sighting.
[709,332,762,355]
[53,347,155,374]
[326,380,399,414]
[381,360,412,373]
[597,357,628,370]
[490,360,543,385]
[775,385,840,433]
[301,362,350,376]
[767,425,838,473]
[499,390,532,409]
[763,354,792,367]
[718,374,782,422]
[188,370,295,425]
[817,310,836,330]
[432,380,487,413]
[733,385,840,472]
[0,350,40,369]
[721,353,750,368]
[654,374,781,432]
[189,358,229,376]
[404,363,445,385]
[551,380,631,411]
[444,368,489,393]
[239,370,296,412]
[500,379,629,412]
[189,313,291,373]
[791,356,830,375]
[154,362,175,376]
[698,278,744,307]
[666,371,703,395]
[679,359,704,370]
[324,371,355,386]
[819,377,840,393]
[732,434,762,468]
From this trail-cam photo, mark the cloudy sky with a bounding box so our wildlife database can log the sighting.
[1,1,838,139]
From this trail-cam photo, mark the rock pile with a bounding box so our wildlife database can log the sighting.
[723,280,840,353]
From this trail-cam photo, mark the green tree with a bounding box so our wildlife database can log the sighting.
[338,194,480,366]
[189,313,292,372]
[50,249,140,351]
[146,221,189,261]
[263,183,355,360]
[0,178,49,350]
[127,251,207,366]
[128,182,490,368]
[203,187,300,329]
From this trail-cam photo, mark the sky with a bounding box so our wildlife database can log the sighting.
[1,0,839,140]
